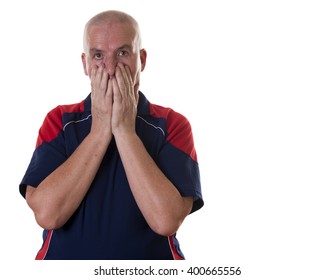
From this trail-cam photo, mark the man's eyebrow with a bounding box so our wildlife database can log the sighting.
[89,45,132,54]
[89,48,103,53]
[116,44,132,51]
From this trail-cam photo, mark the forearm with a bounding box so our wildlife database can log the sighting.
[115,131,193,236]
[26,131,111,230]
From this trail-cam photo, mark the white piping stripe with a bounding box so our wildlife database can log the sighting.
[62,115,165,137]
[137,116,165,137]
[63,114,92,131]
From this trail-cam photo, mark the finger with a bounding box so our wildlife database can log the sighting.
[125,65,133,84]
[101,68,109,92]
[125,65,134,92]
[90,65,98,87]
[95,64,104,84]
[114,65,126,99]
[117,63,128,84]
[106,79,113,101]
[116,63,132,96]
[111,76,121,103]
[125,65,136,100]
[91,65,102,96]
[134,83,140,104]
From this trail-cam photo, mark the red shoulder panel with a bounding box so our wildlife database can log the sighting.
[35,102,84,148]
[150,104,198,162]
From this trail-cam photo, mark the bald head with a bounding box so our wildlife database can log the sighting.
[83,10,142,52]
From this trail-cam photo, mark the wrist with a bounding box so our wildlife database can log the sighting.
[114,128,138,145]
[88,127,113,146]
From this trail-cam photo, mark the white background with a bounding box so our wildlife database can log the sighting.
[1,0,335,279]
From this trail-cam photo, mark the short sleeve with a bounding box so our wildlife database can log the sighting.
[19,107,67,198]
[156,110,204,213]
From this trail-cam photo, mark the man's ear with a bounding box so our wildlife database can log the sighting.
[140,49,147,72]
[81,53,89,76]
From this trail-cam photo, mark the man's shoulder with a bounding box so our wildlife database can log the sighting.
[139,91,187,123]
[147,101,197,162]
[43,97,88,125]
[35,97,88,147]
[50,98,86,116]
[148,102,187,123]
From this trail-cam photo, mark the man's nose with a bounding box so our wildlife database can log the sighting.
[104,57,117,77]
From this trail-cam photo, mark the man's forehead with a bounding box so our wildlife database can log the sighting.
[87,24,138,49]
[89,23,135,39]
[88,21,136,35]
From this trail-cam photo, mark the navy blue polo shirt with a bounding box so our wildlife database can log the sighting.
[19,91,203,260]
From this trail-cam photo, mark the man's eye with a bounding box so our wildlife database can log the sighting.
[118,50,128,57]
[94,53,103,59]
